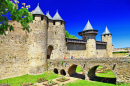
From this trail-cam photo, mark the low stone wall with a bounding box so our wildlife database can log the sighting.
[66,50,86,58]
[96,49,107,58]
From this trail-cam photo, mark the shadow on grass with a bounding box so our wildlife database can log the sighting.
[90,76,116,84]
[70,73,116,85]
[70,73,85,79]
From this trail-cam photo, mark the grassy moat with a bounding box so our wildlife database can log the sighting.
[0,66,130,86]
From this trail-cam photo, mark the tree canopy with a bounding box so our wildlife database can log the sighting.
[65,30,78,39]
[0,0,33,35]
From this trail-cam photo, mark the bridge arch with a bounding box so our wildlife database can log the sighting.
[68,64,85,79]
[87,65,116,84]
[53,68,58,74]
[60,69,66,76]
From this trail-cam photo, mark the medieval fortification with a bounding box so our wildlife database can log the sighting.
[0,4,113,80]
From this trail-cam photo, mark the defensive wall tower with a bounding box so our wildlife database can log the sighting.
[28,4,48,75]
[78,20,98,58]
[101,26,113,57]
[46,11,66,59]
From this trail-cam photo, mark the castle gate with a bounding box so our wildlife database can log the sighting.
[47,45,53,59]
[47,57,130,83]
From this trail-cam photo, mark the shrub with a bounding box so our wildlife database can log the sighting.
[36,77,47,83]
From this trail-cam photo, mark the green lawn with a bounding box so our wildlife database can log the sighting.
[0,71,60,86]
[96,71,116,78]
[76,66,83,72]
[67,79,130,86]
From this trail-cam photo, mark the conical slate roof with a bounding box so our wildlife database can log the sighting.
[102,26,111,35]
[83,20,93,31]
[46,11,53,20]
[53,10,63,21]
[32,3,44,15]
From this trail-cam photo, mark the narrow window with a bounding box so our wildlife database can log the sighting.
[61,21,62,25]
[113,64,116,70]
[53,21,55,25]
[41,16,43,20]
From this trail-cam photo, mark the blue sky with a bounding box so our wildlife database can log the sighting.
[18,0,130,48]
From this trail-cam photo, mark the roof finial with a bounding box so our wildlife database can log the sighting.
[57,9,58,13]
[46,11,49,15]
[37,3,39,6]
[83,20,93,31]
[102,26,111,35]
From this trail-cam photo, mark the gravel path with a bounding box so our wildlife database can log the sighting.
[34,76,80,86]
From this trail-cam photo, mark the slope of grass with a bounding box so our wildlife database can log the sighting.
[96,71,116,78]
[76,66,83,72]
[67,79,130,86]
[0,71,60,86]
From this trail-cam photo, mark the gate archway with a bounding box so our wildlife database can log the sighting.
[47,45,53,59]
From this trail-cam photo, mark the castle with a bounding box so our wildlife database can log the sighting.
[0,4,113,80]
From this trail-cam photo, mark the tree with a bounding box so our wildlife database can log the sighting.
[69,35,78,39]
[65,30,78,39]
[65,30,69,38]
[0,0,33,35]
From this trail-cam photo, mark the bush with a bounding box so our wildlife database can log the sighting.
[36,77,48,83]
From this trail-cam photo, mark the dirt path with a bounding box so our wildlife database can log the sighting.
[34,76,80,86]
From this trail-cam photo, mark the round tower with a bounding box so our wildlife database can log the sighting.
[28,3,48,75]
[78,20,98,58]
[52,11,66,59]
[46,11,54,59]
[101,26,112,57]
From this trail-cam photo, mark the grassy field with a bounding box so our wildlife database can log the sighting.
[113,51,128,57]
[96,71,116,78]
[96,66,116,78]
[0,71,60,86]
[76,66,83,72]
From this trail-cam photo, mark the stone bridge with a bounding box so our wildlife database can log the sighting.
[47,57,130,83]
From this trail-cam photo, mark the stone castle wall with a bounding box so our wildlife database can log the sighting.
[47,21,66,59]
[96,44,107,58]
[66,50,86,58]
[27,15,48,75]
[0,21,29,80]
[67,43,86,50]
[102,34,113,57]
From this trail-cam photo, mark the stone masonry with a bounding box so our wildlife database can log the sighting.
[0,4,115,80]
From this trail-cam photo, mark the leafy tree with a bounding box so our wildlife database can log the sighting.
[65,30,69,38]
[69,35,78,39]
[0,0,33,35]
[65,30,78,39]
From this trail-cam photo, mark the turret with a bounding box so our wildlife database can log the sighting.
[32,3,44,21]
[46,11,53,26]
[51,11,66,59]
[28,3,48,75]
[101,26,112,57]
[78,20,98,58]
